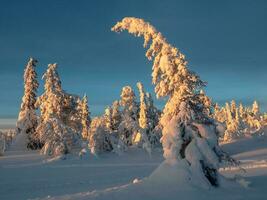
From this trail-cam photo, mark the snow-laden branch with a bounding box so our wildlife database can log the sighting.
[112,17,204,99]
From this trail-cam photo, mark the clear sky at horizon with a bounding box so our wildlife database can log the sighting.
[0,0,267,118]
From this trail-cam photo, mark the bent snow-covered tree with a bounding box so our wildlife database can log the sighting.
[112,17,232,187]
[16,58,41,149]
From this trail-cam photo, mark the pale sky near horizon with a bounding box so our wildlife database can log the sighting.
[0,0,267,121]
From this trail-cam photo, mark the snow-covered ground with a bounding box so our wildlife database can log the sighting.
[1,137,267,200]
[0,148,163,200]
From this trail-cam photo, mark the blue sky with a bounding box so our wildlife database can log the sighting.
[0,0,267,118]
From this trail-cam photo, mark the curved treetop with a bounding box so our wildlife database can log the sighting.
[112,17,205,99]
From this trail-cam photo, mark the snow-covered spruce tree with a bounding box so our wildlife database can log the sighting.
[62,94,84,136]
[103,100,122,132]
[135,82,151,152]
[120,86,138,121]
[223,103,241,142]
[88,117,113,155]
[252,100,259,116]
[36,63,63,121]
[213,103,226,123]
[16,58,41,149]
[101,102,127,154]
[230,100,237,118]
[119,86,139,146]
[112,17,233,187]
[239,103,245,118]
[111,100,122,131]
[135,82,161,149]
[36,63,81,156]
[246,101,261,132]
[199,90,213,117]
[145,92,162,147]
[137,82,148,131]
[80,95,91,140]
[104,106,113,131]
[145,92,160,125]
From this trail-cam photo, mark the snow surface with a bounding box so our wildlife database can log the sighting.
[1,137,267,200]
[0,148,162,200]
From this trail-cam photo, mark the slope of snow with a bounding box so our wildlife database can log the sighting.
[1,137,267,200]
[41,137,267,200]
[221,135,267,155]
[0,148,163,200]
[39,161,249,200]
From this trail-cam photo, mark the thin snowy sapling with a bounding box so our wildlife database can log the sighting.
[80,95,91,140]
[136,82,151,153]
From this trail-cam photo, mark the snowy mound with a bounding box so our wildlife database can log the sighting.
[148,160,203,189]
[42,161,243,200]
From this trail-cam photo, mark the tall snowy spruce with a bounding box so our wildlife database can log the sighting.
[252,100,259,116]
[223,102,240,142]
[135,82,151,152]
[16,58,41,149]
[101,100,122,133]
[110,100,122,132]
[112,17,232,187]
[119,86,139,146]
[145,91,162,147]
[135,82,161,149]
[36,63,81,156]
[80,95,91,140]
